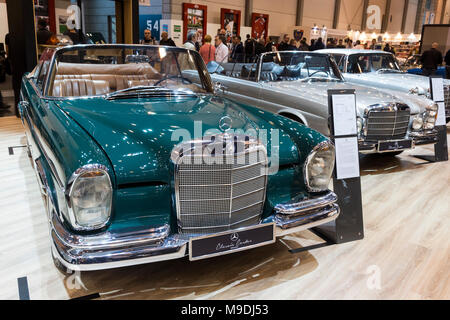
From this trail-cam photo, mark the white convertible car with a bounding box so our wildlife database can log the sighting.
[317,49,450,122]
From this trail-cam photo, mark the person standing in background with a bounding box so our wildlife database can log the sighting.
[214,35,229,63]
[312,38,325,51]
[199,35,216,65]
[254,37,266,56]
[298,38,309,51]
[278,34,290,51]
[336,39,345,48]
[354,40,364,49]
[383,42,395,54]
[183,31,196,50]
[421,42,443,76]
[445,48,450,79]
[139,29,156,45]
[244,34,255,63]
[64,24,86,44]
[230,36,244,62]
[36,19,54,45]
[159,32,176,46]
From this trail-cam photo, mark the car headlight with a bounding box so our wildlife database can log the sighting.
[68,164,112,230]
[356,117,364,135]
[304,141,335,192]
[422,103,438,130]
[412,115,423,131]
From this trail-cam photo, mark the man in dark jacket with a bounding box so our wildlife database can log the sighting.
[312,38,325,51]
[278,34,290,51]
[230,36,244,62]
[445,49,450,79]
[36,19,54,45]
[244,34,255,62]
[421,42,443,76]
[159,32,176,46]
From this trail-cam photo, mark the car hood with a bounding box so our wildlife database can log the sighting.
[55,95,303,185]
[265,80,422,115]
[344,72,432,91]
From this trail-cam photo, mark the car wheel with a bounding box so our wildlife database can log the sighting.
[51,250,72,275]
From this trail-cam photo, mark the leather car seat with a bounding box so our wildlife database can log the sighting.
[52,79,110,97]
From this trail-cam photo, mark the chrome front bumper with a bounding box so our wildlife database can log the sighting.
[358,130,438,154]
[51,191,339,271]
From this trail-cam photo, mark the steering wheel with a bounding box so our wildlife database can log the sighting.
[309,70,329,77]
[154,75,193,86]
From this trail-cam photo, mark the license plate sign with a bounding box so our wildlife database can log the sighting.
[189,223,275,261]
[378,139,413,152]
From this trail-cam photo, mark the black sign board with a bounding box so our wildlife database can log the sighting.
[313,89,364,244]
[189,223,275,261]
[415,76,448,162]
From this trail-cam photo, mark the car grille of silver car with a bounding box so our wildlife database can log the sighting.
[171,134,268,235]
[444,85,450,116]
[364,103,411,141]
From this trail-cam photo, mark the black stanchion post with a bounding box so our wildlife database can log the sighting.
[289,89,364,254]
[414,76,448,162]
[312,89,364,244]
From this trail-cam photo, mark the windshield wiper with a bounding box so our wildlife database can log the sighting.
[299,77,340,82]
[106,86,195,100]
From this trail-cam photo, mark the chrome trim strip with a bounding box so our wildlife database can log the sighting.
[274,191,338,215]
[179,174,266,187]
[178,161,267,171]
[181,213,262,230]
[274,204,339,236]
[179,188,265,202]
[51,213,170,250]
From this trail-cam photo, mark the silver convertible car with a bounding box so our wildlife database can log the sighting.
[206,51,439,155]
[317,49,450,122]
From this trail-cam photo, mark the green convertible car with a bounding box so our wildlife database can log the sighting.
[19,44,339,272]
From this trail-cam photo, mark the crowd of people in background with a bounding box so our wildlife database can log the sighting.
[31,19,449,78]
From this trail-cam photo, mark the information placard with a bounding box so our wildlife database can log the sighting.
[335,137,360,180]
[436,101,446,126]
[332,94,357,136]
[431,77,444,102]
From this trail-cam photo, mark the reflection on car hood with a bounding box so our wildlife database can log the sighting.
[55,95,302,184]
[345,71,450,92]
[266,81,423,115]
[345,72,432,90]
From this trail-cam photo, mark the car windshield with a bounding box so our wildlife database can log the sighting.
[208,51,342,82]
[47,45,213,98]
[257,51,343,82]
[347,53,401,73]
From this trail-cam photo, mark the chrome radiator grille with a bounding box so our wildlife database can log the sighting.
[444,85,450,117]
[172,135,268,235]
[364,104,410,141]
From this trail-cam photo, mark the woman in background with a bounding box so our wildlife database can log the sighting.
[199,35,216,65]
